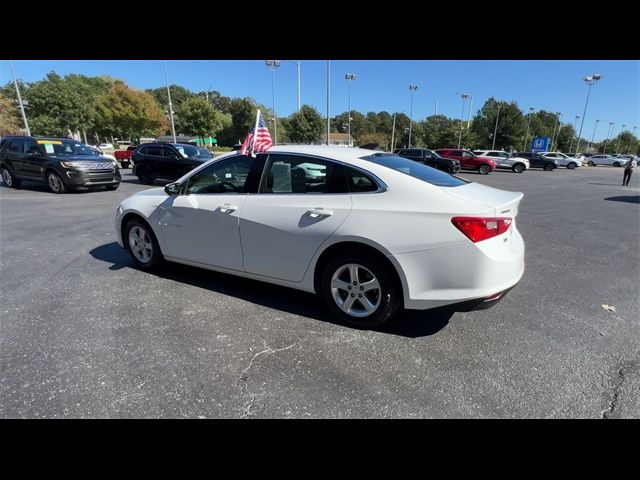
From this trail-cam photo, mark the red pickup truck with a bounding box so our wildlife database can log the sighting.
[113,145,137,168]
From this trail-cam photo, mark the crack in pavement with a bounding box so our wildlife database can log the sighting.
[236,341,299,418]
[602,360,639,419]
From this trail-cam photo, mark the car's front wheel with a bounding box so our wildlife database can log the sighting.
[588,160,595,166]
[321,254,401,329]
[125,218,163,269]
[46,171,67,193]
[478,164,491,175]
[544,163,554,171]
[513,164,525,173]
[613,161,620,167]
[1,166,21,188]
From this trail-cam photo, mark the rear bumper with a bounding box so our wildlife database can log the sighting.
[391,226,525,310]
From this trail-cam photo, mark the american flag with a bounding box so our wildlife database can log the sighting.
[240,112,273,156]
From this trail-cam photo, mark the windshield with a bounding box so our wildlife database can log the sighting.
[39,139,97,156]
[361,154,469,187]
[172,144,212,158]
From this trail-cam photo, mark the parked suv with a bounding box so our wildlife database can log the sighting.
[473,150,529,173]
[435,149,496,175]
[540,152,582,169]
[0,136,121,193]
[131,143,213,185]
[514,152,558,171]
[394,148,461,174]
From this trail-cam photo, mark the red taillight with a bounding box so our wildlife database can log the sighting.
[451,217,512,243]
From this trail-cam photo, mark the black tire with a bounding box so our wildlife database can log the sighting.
[567,162,577,170]
[543,163,554,171]
[46,170,67,194]
[1,166,22,188]
[613,161,620,168]
[478,164,491,175]
[588,160,595,166]
[105,184,119,191]
[512,163,525,173]
[124,218,163,269]
[138,170,154,185]
[320,253,401,329]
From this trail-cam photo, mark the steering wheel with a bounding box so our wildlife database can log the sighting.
[219,181,239,192]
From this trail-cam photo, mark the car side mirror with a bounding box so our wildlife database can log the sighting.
[165,183,181,195]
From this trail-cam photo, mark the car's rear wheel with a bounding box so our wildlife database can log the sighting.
[513,164,525,173]
[544,163,554,171]
[567,162,577,169]
[1,167,21,188]
[588,160,595,166]
[46,171,66,194]
[321,254,401,329]
[613,161,620,167]
[138,170,154,185]
[125,218,163,269]
[478,164,491,175]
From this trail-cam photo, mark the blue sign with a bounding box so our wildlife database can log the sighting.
[531,136,550,152]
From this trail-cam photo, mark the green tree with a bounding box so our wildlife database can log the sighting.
[95,81,168,141]
[178,96,220,142]
[470,98,526,151]
[0,92,23,136]
[420,115,462,150]
[286,105,324,143]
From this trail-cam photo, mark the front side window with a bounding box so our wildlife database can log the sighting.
[24,139,39,154]
[184,155,253,194]
[259,154,348,194]
[462,151,476,159]
[146,146,162,156]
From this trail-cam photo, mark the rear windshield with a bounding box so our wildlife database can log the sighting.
[360,154,469,187]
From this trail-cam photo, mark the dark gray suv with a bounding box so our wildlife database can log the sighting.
[0,136,121,193]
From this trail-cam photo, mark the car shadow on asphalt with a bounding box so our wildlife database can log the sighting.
[604,195,640,204]
[89,242,453,338]
[588,182,626,186]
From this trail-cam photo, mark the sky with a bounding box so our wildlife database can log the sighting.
[2,60,638,142]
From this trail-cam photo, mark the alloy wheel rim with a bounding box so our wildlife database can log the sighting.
[48,173,61,192]
[128,226,153,263]
[331,263,381,318]
[2,169,12,186]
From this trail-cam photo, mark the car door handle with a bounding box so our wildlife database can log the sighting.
[219,203,238,213]
[306,208,333,218]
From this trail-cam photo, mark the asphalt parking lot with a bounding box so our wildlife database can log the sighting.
[1,165,638,418]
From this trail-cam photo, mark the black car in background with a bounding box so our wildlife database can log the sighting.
[394,148,461,174]
[131,143,213,185]
[0,136,120,193]
[514,152,558,171]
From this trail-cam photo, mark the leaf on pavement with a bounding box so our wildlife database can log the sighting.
[601,304,617,313]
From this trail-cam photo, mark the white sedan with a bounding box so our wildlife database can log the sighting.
[115,146,525,328]
[587,155,626,167]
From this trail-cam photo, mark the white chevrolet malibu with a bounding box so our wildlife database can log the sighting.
[115,146,525,328]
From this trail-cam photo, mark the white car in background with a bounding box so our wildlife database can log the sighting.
[473,150,530,173]
[540,152,582,169]
[587,155,625,167]
[115,146,525,329]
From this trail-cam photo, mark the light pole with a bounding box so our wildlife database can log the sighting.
[164,61,177,143]
[523,106,535,151]
[492,102,503,150]
[265,60,281,145]
[9,60,30,136]
[408,84,418,148]
[603,122,615,154]
[615,124,626,154]
[627,126,638,154]
[391,113,397,152]
[326,60,330,145]
[457,93,471,149]
[550,112,562,152]
[404,127,410,148]
[286,60,301,112]
[345,74,357,147]
[467,94,473,129]
[569,115,580,153]
[575,74,601,154]
[587,119,599,151]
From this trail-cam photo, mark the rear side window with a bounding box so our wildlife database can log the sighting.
[8,139,24,153]
[146,146,162,156]
[342,166,379,193]
[361,154,469,187]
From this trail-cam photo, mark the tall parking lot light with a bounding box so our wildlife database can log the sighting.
[286,61,301,112]
[550,112,562,152]
[603,121,615,154]
[587,119,600,151]
[615,124,626,154]
[575,74,601,154]
[523,107,535,151]
[569,115,580,153]
[457,93,471,149]
[265,61,281,145]
[345,74,357,147]
[164,61,177,144]
[9,60,30,136]
[408,84,418,148]
[491,102,504,150]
